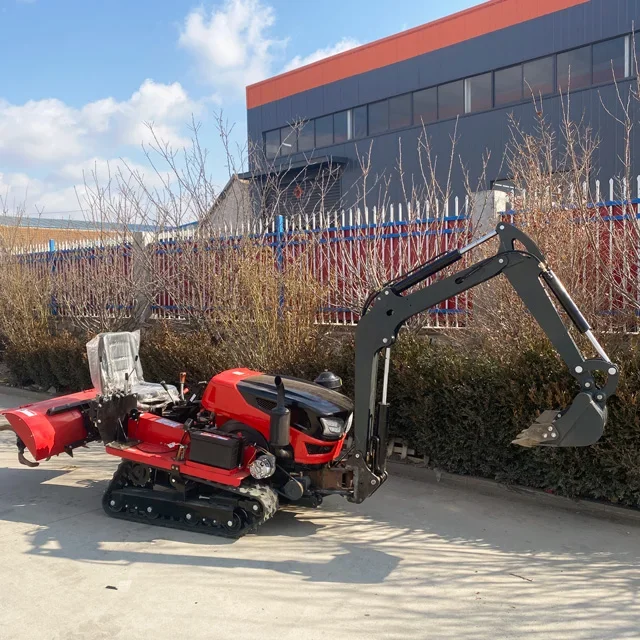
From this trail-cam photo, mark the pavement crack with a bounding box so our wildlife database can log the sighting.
[508,572,534,582]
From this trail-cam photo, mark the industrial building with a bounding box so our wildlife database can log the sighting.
[244,0,640,216]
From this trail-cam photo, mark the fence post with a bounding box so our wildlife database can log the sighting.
[49,239,57,316]
[131,231,154,328]
[275,214,284,272]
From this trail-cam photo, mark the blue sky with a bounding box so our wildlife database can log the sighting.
[0,0,478,218]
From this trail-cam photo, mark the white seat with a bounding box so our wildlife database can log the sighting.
[86,331,179,409]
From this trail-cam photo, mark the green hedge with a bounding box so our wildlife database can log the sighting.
[387,337,640,505]
[3,327,639,506]
[3,331,90,391]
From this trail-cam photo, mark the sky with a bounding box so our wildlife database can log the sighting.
[0,0,479,219]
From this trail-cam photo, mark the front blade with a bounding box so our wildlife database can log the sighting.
[512,393,607,448]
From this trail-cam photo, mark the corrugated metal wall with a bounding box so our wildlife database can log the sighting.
[247,0,640,208]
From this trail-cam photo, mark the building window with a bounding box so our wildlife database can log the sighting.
[389,94,412,129]
[368,99,389,135]
[523,56,554,98]
[352,105,367,139]
[315,115,333,147]
[438,80,464,120]
[280,125,297,155]
[298,120,314,152]
[593,36,628,84]
[465,73,492,113]
[334,110,350,143]
[265,129,280,159]
[413,87,438,125]
[557,45,592,92]
[495,65,523,106]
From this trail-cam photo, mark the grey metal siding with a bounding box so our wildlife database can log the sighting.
[247,0,640,208]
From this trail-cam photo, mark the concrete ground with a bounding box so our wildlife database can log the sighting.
[0,387,639,640]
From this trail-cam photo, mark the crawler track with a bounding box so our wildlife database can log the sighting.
[102,461,279,539]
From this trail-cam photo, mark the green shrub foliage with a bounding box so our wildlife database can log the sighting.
[387,336,640,506]
[4,331,91,391]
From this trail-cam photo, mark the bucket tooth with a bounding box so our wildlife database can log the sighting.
[512,410,560,448]
[513,393,607,448]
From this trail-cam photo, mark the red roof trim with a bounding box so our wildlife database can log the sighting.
[247,0,590,109]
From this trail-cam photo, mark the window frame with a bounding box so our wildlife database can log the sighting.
[368,99,390,135]
[413,86,438,125]
[494,64,524,107]
[592,35,629,85]
[389,93,412,130]
[264,129,280,160]
[464,72,493,114]
[279,125,298,156]
[297,120,315,153]
[352,105,368,139]
[315,114,334,148]
[523,55,555,99]
[333,110,351,144]
[557,44,593,92]
[438,79,465,121]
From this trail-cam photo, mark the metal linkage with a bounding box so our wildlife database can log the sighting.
[458,229,498,255]
[343,221,619,504]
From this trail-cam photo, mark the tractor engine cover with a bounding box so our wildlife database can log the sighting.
[189,430,244,470]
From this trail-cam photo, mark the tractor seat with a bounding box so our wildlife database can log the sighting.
[86,331,179,409]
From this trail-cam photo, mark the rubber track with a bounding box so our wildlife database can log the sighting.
[102,462,279,539]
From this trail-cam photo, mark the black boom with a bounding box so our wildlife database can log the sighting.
[341,222,620,503]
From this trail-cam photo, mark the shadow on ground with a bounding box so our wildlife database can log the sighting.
[2,454,640,638]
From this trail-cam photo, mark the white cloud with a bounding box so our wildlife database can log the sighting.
[0,155,185,220]
[1,1,361,221]
[0,171,67,216]
[0,79,199,168]
[179,1,359,91]
[0,78,217,220]
[282,37,361,73]
[0,171,45,211]
[178,0,286,94]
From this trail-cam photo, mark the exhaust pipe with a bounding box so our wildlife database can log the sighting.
[269,376,291,453]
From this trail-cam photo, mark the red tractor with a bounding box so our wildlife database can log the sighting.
[1,223,620,537]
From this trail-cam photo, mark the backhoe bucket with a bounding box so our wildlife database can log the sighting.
[512,392,607,448]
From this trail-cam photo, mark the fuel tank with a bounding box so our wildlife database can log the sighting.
[1,390,95,460]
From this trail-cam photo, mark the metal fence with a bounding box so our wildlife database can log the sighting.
[14,188,640,331]
[151,201,472,328]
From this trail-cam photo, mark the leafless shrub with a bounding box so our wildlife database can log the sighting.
[0,199,52,352]
[468,99,605,356]
[332,119,487,331]
[569,42,640,330]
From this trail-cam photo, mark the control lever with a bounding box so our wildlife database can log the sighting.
[179,372,186,401]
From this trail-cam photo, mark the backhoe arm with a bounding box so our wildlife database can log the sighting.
[342,222,619,503]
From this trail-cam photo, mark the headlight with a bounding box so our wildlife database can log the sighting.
[249,454,276,479]
[344,413,353,434]
[320,416,345,438]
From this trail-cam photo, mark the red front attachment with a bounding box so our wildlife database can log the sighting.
[1,390,95,461]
